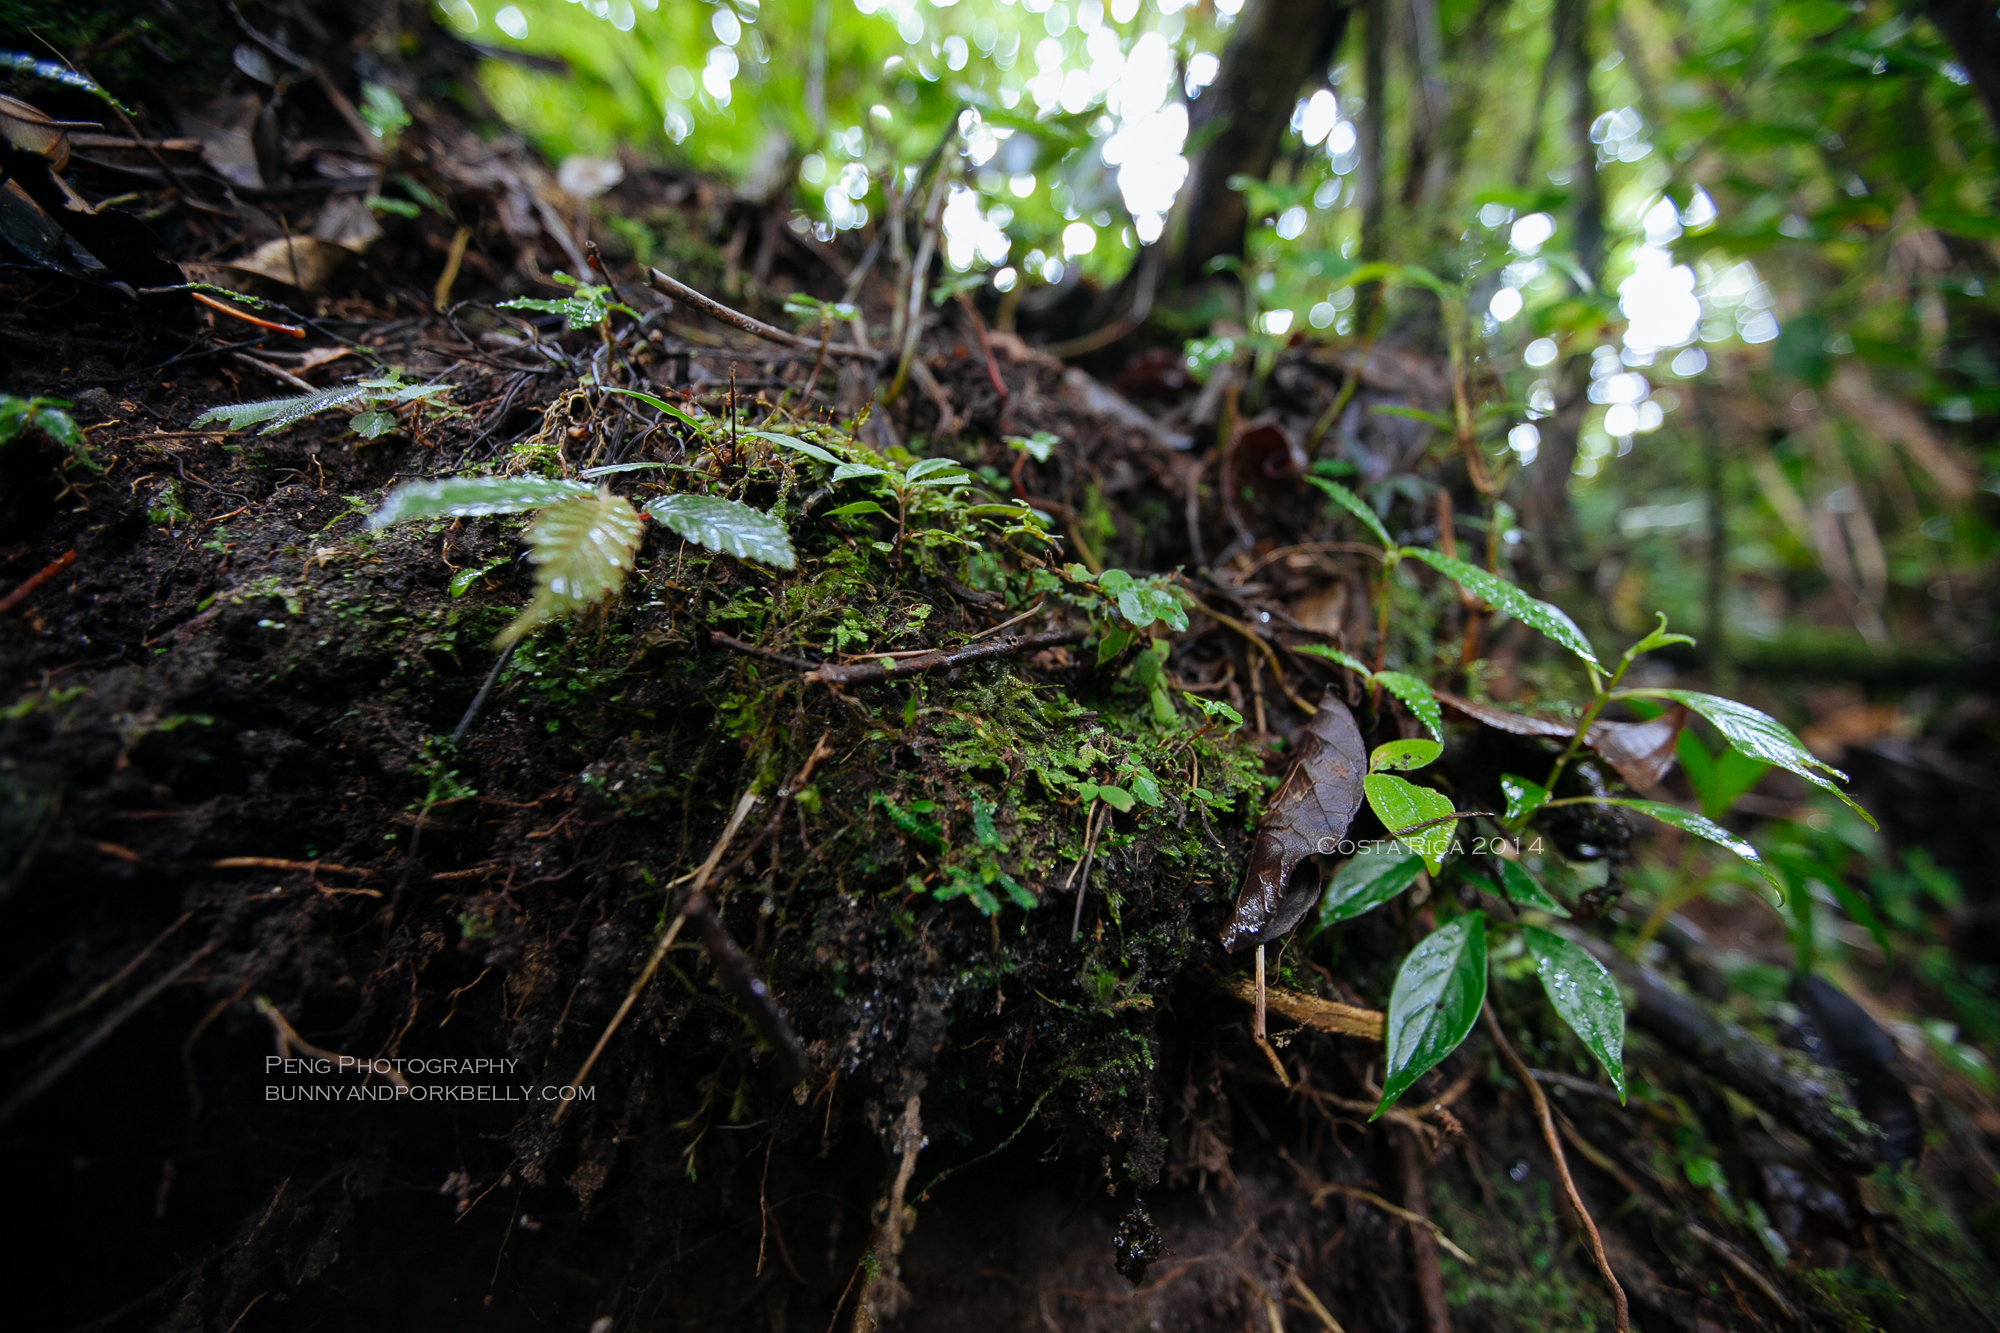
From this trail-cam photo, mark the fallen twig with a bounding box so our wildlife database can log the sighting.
[1484,1001,1629,1331]
[1202,968,1385,1040]
[210,856,372,877]
[803,626,1083,688]
[192,291,306,338]
[0,549,76,617]
[648,267,883,360]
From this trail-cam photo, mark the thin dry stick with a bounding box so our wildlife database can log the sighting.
[1483,1001,1629,1331]
[1066,797,1107,942]
[1182,595,1322,717]
[648,267,883,360]
[1301,1180,1479,1267]
[0,549,77,616]
[550,789,761,1123]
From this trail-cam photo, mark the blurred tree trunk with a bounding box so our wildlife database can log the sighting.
[1925,0,2000,136]
[1172,0,1352,283]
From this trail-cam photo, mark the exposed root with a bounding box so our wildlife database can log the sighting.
[254,996,410,1090]
[1483,1001,1630,1331]
[852,1094,924,1332]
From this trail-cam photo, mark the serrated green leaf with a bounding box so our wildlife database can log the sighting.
[370,476,594,526]
[1598,798,1787,900]
[495,492,644,648]
[1378,913,1487,1115]
[1501,774,1551,824]
[1294,643,1372,676]
[644,494,796,569]
[193,385,371,435]
[1636,690,1871,827]
[1316,842,1425,928]
[1522,926,1624,1100]
[1373,670,1444,741]
[1404,548,1603,672]
[824,501,888,518]
[1305,475,1395,549]
[350,409,397,439]
[604,387,709,432]
[448,560,508,597]
[832,461,890,483]
[1495,858,1570,917]
[910,471,973,488]
[1364,773,1457,874]
[740,429,841,464]
[1371,738,1442,772]
[1115,584,1189,632]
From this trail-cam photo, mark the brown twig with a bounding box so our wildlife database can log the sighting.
[803,627,1083,688]
[1483,1001,1629,1331]
[210,856,372,877]
[1182,594,1322,717]
[708,630,823,671]
[0,549,76,616]
[1202,968,1385,1040]
[648,267,883,360]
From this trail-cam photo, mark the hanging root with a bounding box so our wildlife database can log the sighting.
[1483,1000,1630,1332]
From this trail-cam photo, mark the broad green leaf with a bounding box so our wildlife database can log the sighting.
[1182,692,1244,730]
[1522,925,1625,1101]
[823,501,888,518]
[604,387,709,431]
[1627,612,1696,658]
[644,494,797,569]
[1316,842,1425,928]
[910,470,973,488]
[1371,739,1442,772]
[1116,584,1189,633]
[1403,548,1604,672]
[30,406,82,449]
[1078,783,1136,813]
[1495,858,1570,917]
[1004,430,1058,462]
[350,409,397,439]
[905,457,966,481]
[1305,475,1395,549]
[496,492,645,648]
[1294,643,1372,675]
[1598,798,1787,900]
[1122,765,1164,807]
[1675,731,1768,821]
[1096,627,1135,665]
[1094,568,1134,592]
[1373,670,1444,741]
[1637,690,1872,827]
[1364,773,1458,874]
[499,287,608,329]
[740,429,841,464]
[832,461,890,483]
[369,476,594,527]
[448,560,508,597]
[193,385,371,435]
[1377,913,1487,1115]
[1501,774,1551,824]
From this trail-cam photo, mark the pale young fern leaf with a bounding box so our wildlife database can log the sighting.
[495,491,646,648]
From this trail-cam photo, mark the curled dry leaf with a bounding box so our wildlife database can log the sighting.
[1436,692,1688,791]
[1219,686,1366,953]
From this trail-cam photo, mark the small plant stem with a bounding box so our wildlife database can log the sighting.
[451,644,516,747]
[1534,650,1634,807]
[1483,1000,1629,1332]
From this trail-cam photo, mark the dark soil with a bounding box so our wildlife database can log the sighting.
[4,9,2000,1332]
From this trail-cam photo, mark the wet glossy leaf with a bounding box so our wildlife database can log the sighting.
[447,560,507,598]
[832,461,891,483]
[1363,773,1457,874]
[1522,925,1625,1100]
[1116,584,1188,633]
[194,385,372,435]
[1675,731,1770,820]
[1183,692,1244,730]
[1495,858,1569,917]
[1637,689,1873,827]
[496,492,645,648]
[1370,739,1442,772]
[1315,842,1424,928]
[1220,689,1366,952]
[1599,798,1787,900]
[1373,670,1443,741]
[350,409,397,439]
[645,494,796,569]
[1405,549,1603,672]
[905,457,965,481]
[1378,913,1487,1115]
[370,475,594,526]
[1501,774,1550,824]
[1294,643,1371,675]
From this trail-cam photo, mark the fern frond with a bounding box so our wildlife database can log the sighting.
[494,492,645,648]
